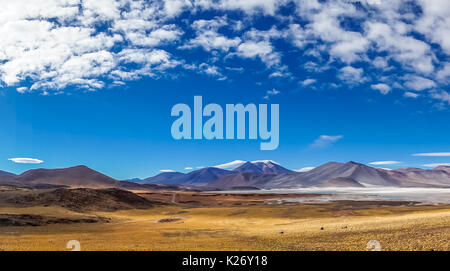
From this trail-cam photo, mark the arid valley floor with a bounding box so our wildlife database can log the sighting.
[1,187,450,251]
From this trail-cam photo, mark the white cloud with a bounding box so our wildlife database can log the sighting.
[301,79,316,86]
[310,135,343,148]
[8,157,43,164]
[184,167,193,170]
[0,0,449,106]
[415,0,450,55]
[295,167,315,172]
[183,63,226,80]
[338,66,365,83]
[368,161,401,165]
[430,90,450,105]
[371,83,392,95]
[422,163,450,168]
[0,0,184,92]
[263,88,280,100]
[436,62,450,83]
[182,17,241,52]
[125,25,182,47]
[269,71,291,78]
[403,75,436,91]
[160,169,175,172]
[210,0,283,15]
[16,87,28,93]
[236,41,280,67]
[365,21,434,74]
[413,153,450,157]
[372,57,389,70]
[404,92,419,98]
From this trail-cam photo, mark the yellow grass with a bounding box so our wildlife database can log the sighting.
[1,203,450,251]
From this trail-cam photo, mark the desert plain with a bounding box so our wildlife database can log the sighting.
[1,187,450,251]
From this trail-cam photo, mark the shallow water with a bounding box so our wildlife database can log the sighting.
[213,187,450,204]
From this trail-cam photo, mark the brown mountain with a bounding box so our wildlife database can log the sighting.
[13,165,120,188]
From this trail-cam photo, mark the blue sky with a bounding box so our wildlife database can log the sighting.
[0,0,450,179]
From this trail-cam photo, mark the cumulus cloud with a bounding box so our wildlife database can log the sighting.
[430,90,450,105]
[8,157,43,164]
[181,17,241,52]
[403,75,436,91]
[236,41,280,67]
[371,83,392,95]
[310,135,343,148]
[368,161,401,165]
[338,66,366,84]
[0,0,448,107]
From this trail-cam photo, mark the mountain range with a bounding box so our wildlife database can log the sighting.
[2,160,450,190]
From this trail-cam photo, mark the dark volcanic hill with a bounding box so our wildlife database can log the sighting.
[6,188,162,212]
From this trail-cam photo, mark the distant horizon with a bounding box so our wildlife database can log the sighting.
[3,158,450,180]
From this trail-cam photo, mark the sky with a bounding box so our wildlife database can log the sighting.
[0,0,450,179]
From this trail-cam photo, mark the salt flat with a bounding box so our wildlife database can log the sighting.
[212,187,450,204]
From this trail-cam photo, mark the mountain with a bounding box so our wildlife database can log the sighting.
[137,160,291,186]
[123,178,142,183]
[4,161,450,191]
[0,170,16,177]
[317,177,365,187]
[207,172,278,190]
[13,165,120,188]
[140,167,232,186]
[275,161,401,188]
[435,165,450,173]
[140,172,186,184]
[0,170,22,187]
[208,161,450,190]
[386,166,450,187]
[233,161,292,174]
